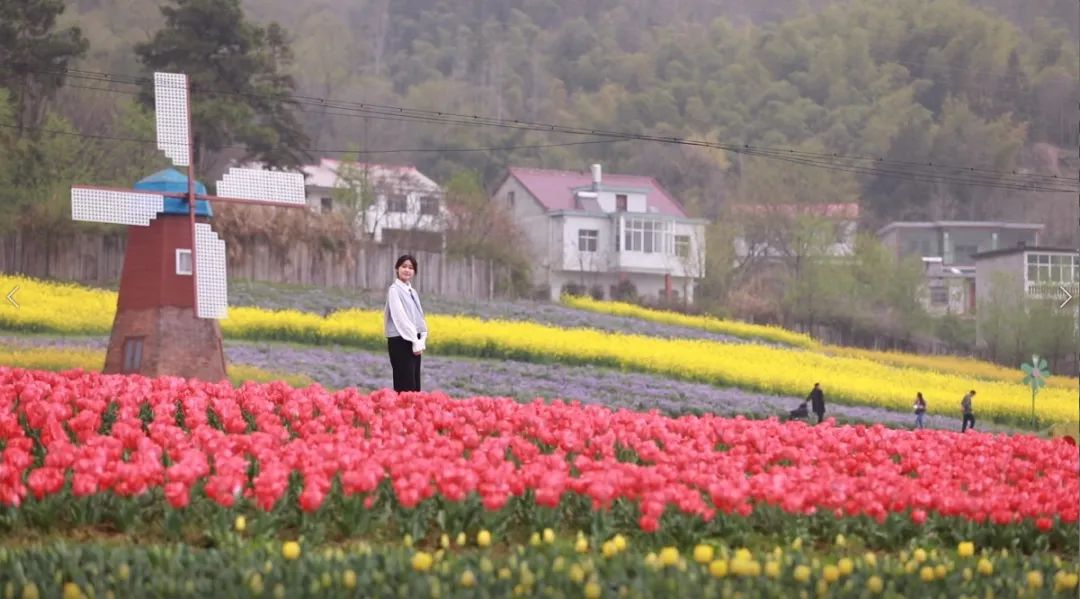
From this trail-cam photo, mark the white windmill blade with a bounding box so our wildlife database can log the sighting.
[154,72,191,167]
[72,188,164,226]
[194,223,228,319]
[216,167,305,205]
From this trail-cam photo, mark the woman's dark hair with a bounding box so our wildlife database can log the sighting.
[395,254,417,273]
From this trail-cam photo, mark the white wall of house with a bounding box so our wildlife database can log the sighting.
[548,269,698,303]
[492,176,555,281]
[300,160,446,246]
[974,252,1026,308]
[558,213,704,273]
[920,276,972,315]
[974,249,1080,347]
[306,186,445,243]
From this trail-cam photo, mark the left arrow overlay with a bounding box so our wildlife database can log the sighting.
[5,285,18,308]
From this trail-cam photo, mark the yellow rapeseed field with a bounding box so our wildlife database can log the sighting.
[826,346,1077,390]
[0,275,113,335]
[2,275,1075,424]
[561,295,818,348]
[0,342,314,388]
[566,294,1075,391]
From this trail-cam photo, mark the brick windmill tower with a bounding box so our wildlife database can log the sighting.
[71,72,305,381]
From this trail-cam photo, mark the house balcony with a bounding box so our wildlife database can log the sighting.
[1026,280,1079,300]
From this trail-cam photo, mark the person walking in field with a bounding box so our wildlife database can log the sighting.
[913,392,927,430]
[960,390,976,432]
[807,383,826,424]
[385,254,428,392]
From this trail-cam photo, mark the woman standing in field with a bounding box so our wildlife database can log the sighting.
[385,254,427,392]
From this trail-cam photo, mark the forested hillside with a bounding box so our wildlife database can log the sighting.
[52,0,1077,239]
[1,0,1076,354]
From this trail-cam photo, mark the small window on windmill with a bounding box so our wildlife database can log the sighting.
[176,249,193,275]
[122,336,144,372]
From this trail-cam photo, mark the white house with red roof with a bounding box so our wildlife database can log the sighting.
[493,164,707,303]
[301,158,446,251]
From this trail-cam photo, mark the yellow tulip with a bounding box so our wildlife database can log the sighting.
[837,558,853,576]
[1027,571,1043,589]
[281,541,301,561]
[693,544,714,564]
[412,552,433,572]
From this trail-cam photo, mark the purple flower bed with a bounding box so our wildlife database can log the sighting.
[222,341,1003,432]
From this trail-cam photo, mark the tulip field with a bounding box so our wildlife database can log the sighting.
[0,366,1078,596]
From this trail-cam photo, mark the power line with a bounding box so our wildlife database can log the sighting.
[0,122,629,155]
[26,66,1080,192]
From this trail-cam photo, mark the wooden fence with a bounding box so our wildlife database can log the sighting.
[0,230,508,300]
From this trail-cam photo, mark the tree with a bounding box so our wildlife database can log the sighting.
[0,0,88,134]
[134,0,309,171]
[442,170,530,293]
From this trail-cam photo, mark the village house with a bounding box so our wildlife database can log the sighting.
[301,158,446,251]
[877,221,1044,315]
[492,164,707,303]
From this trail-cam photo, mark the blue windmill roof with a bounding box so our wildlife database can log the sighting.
[134,168,212,217]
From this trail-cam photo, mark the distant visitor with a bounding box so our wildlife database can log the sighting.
[960,390,976,432]
[808,383,826,424]
[385,255,428,392]
[913,392,927,430]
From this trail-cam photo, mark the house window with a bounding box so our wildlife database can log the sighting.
[175,249,192,276]
[624,218,671,254]
[616,194,628,212]
[674,235,691,258]
[387,194,408,213]
[507,191,515,206]
[320,197,333,214]
[578,229,599,252]
[929,286,949,306]
[953,244,979,264]
[419,196,439,216]
[1028,253,1079,283]
[122,337,144,373]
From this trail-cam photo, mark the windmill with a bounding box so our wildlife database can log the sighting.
[71,72,305,381]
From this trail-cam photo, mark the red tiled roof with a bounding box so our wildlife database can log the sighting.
[507,167,688,218]
[732,203,860,219]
